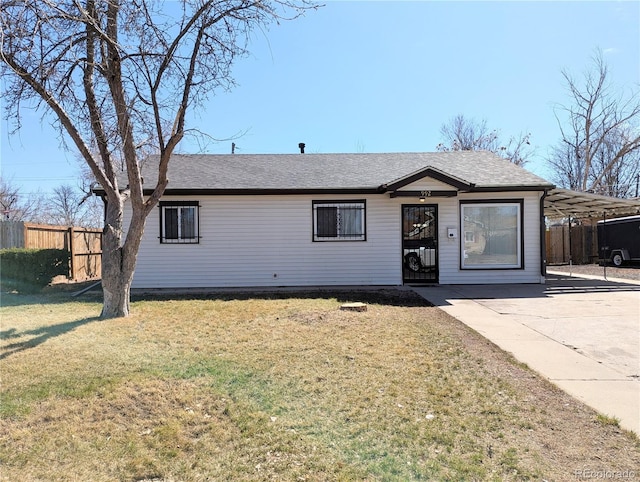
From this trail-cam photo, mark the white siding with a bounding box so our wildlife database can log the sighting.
[127,189,545,288]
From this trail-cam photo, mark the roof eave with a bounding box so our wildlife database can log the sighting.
[468,184,555,193]
[143,187,385,196]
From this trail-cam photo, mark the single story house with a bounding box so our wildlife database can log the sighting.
[122,151,557,288]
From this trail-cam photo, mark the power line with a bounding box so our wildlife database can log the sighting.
[4,177,77,181]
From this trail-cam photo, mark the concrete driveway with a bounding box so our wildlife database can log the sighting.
[413,273,640,434]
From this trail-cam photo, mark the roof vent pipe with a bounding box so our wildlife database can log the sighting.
[298,142,305,154]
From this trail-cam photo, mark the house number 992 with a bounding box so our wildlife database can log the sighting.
[420,190,432,197]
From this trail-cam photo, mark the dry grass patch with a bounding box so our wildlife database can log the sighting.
[1,289,639,481]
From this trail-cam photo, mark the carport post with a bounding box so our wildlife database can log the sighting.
[568,216,572,276]
[539,190,549,281]
[602,210,607,281]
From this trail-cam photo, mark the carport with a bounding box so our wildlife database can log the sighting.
[544,188,640,218]
[543,188,640,277]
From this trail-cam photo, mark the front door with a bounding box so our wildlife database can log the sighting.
[402,205,438,283]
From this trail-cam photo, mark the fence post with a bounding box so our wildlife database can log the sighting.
[68,226,75,280]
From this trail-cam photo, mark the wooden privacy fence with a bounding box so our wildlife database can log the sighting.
[546,224,598,265]
[0,221,102,281]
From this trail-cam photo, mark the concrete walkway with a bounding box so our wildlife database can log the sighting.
[413,272,640,434]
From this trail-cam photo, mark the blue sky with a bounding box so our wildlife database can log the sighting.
[2,1,639,195]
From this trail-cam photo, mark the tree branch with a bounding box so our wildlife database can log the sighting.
[1,50,113,194]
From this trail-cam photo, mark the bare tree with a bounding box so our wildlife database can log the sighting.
[588,127,640,197]
[502,131,533,167]
[548,52,640,196]
[438,115,499,152]
[43,184,102,227]
[46,185,84,226]
[437,114,532,166]
[1,0,317,317]
[0,177,44,222]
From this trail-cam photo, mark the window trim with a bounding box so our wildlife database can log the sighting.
[460,199,524,270]
[159,201,200,244]
[312,200,367,242]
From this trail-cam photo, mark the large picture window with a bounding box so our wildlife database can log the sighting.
[313,201,366,241]
[159,201,200,244]
[461,201,523,269]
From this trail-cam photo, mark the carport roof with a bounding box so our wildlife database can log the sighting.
[544,188,640,218]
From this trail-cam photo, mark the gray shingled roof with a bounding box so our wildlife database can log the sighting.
[132,151,553,192]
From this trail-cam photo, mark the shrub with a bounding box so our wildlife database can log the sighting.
[0,248,70,288]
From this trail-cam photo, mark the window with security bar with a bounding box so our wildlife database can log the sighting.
[313,201,366,241]
[159,201,200,244]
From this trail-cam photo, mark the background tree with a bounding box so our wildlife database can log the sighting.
[44,184,103,228]
[1,0,316,318]
[0,177,44,222]
[46,185,85,227]
[437,114,532,166]
[548,52,640,197]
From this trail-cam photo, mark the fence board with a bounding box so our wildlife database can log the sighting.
[24,223,69,250]
[70,226,102,280]
[0,221,25,249]
[546,226,568,264]
[0,221,102,281]
[546,224,598,265]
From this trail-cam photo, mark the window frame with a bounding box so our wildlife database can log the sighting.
[159,201,200,244]
[312,200,367,242]
[460,199,524,270]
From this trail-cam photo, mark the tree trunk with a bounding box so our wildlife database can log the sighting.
[99,194,144,319]
[101,269,131,318]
